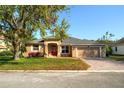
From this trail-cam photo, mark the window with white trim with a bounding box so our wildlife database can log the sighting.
[33,45,39,50]
[62,46,69,53]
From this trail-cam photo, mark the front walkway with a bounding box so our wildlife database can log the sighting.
[83,58,124,70]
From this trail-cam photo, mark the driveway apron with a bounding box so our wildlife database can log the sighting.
[83,58,124,70]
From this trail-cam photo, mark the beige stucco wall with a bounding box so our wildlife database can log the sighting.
[101,47,106,57]
[44,40,61,57]
[72,46,77,57]
[39,45,44,56]
[24,40,61,57]
[112,45,124,55]
[23,44,44,57]
[23,45,32,57]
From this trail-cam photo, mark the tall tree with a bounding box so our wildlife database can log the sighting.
[0,5,67,60]
[97,31,114,44]
[51,19,70,41]
[97,31,114,56]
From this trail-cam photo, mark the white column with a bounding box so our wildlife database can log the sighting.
[99,47,102,58]
[31,45,33,52]
[75,47,78,58]
[39,45,41,52]
[44,44,48,57]
[57,44,61,57]
[103,47,106,57]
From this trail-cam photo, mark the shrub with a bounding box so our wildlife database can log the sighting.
[0,51,13,56]
[106,45,112,57]
[28,52,42,57]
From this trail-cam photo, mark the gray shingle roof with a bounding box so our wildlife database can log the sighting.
[27,37,104,45]
[62,37,96,45]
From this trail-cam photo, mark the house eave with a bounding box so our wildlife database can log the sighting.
[112,43,124,47]
[61,44,105,46]
[26,42,44,45]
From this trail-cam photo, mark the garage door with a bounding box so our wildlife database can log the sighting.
[77,47,100,58]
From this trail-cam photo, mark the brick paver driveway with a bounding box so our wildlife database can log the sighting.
[84,58,124,70]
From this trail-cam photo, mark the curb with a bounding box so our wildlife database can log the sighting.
[0,70,124,73]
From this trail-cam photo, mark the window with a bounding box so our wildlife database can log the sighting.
[33,45,39,50]
[115,47,117,52]
[62,46,69,53]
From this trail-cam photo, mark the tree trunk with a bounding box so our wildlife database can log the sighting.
[13,45,20,60]
[13,51,20,60]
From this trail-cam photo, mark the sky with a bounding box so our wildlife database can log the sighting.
[36,5,124,40]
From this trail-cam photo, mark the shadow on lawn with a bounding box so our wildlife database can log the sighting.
[0,56,13,61]
[0,56,21,65]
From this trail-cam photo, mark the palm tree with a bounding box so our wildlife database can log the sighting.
[52,19,70,41]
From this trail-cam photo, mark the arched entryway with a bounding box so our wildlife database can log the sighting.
[48,43,58,56]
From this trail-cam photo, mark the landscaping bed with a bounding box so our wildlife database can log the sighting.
[0,56,90,70]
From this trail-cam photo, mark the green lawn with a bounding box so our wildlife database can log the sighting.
[107,55,124,61]
[0,56,90,70]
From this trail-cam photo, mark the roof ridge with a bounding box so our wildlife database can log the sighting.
[69,36,95,42]
[62,36,96,45]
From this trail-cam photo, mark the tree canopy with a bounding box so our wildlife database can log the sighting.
[51,18,70,41]
[97,31,114,44]
[97,31,115,56]
[0,5,68,60]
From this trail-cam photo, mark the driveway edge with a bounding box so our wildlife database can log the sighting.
[0,70,124,73]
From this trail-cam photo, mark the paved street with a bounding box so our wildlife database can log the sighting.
[0,72,124,88]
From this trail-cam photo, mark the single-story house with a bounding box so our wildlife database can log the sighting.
[0,36,7,52]
[23,37,106,58]
[112,44,124,55]
[112,38,124,55]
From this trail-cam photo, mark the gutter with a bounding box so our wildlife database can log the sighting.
[61,44,105,46]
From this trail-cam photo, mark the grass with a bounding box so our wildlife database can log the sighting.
[107,55,124,61]
[0,56,90,70]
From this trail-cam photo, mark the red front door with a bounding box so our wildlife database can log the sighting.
[49,46,57,56]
